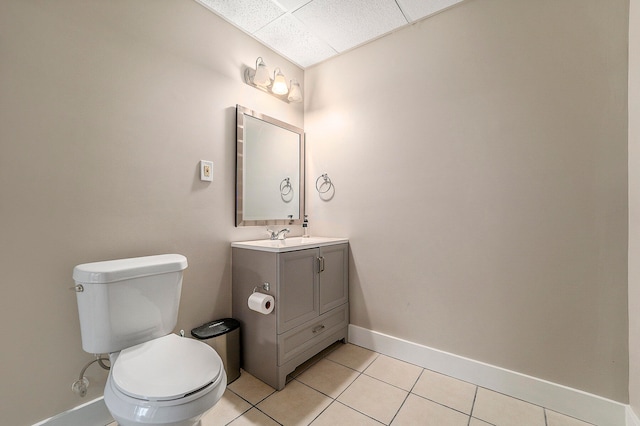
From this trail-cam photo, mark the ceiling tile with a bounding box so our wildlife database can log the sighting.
[293,0,408,53]
[272,0,311,12]
[194,0,466,68]
[396,0,464,22]
[255,14,338,68]
[197,0,285,33]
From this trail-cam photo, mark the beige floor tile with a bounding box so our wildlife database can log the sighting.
[363,354,423,391]
[227,370,275,405]
[337,374,408,424]
[200,390,252,426]
[472,388,545,426]
[228,408,280,426]
[411,369,477,414]
[297,358,360,398]
[257,380,332,425]
[546,409,594,426]
[469,418,493,426]
[391,394,470,426]
[326,343,378,372]
[311,401,383,426]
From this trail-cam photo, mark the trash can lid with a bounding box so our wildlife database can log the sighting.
[191,318,240,339]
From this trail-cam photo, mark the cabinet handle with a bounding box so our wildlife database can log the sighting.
[312,324,325,334]
[318,256,325,273]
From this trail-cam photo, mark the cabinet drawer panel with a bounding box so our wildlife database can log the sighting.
[278,304,348,366]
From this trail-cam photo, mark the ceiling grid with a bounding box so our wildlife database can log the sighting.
[196,0,464,68]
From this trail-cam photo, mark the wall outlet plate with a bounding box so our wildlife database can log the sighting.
[200,160,213,182]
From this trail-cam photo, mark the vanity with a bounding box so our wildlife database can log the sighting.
[231,237,348,390]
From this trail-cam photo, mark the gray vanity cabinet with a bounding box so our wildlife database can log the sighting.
[232,242,348,390]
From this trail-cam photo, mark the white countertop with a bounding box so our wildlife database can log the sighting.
[231,236,348,253]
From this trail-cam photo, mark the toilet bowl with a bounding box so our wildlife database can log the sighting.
[104,334,226,426]
[73,254,227,426]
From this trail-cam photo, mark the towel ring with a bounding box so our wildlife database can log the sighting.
[315,174,333,194]
[280,177,292,196]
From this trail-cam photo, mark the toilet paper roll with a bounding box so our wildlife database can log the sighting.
[248,292,275,314]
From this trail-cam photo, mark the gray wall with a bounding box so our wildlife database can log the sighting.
[0,1,303,424]
[305,0,629,401]
[629,0,640,417]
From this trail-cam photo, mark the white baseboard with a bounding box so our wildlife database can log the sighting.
[32,396,112,426]
[628,406,640,426]
[348,324,629,426]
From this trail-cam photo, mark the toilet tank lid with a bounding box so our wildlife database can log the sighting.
[73,254,188,284]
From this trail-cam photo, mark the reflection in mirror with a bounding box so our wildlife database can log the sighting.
[236,105,305,227]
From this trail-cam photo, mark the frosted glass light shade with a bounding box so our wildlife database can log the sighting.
[253,58,271,88]
[287,80,303,102]
[271,68,289,95]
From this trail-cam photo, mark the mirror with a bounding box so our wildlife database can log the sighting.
[236,105,305,227]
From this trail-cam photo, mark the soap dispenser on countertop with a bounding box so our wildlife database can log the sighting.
[302,215,309,238]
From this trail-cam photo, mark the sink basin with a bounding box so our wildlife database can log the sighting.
[231,236,348,252]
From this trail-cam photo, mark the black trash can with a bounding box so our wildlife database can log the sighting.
[191,318,241,384]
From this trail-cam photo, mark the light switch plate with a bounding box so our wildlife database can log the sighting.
[200,160,213,182]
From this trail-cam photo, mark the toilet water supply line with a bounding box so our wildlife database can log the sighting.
[72,355,110,397]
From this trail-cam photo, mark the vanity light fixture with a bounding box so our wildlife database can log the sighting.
[244,57,303,103]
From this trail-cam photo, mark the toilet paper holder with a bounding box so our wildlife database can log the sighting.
[253,282,270,293]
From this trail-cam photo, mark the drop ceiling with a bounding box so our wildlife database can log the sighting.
[195,0,464,68]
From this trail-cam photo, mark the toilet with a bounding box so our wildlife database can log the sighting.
[73,254,226,426]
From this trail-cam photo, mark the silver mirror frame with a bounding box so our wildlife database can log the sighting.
[236,104,305,227]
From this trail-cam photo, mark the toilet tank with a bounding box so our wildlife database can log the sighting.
[73,254,188,354]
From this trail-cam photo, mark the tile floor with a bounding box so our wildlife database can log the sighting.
[107,342,595,426]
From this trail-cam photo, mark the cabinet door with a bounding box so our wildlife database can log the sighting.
[319,244,349,314]
[277,248,319,334]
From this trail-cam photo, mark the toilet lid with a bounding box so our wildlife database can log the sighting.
[112,334,222,401]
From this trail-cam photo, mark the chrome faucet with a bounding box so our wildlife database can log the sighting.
[268,228,290,240]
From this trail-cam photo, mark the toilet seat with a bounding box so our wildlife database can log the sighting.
[112,333,222,402]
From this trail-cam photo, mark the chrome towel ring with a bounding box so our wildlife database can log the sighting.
[280,177,292,196]
[315,173,333,194]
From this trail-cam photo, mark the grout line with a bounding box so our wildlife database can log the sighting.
[226,387,253,406]
[306,398,333,425]
[356,371,412,394]
[331,400,387,425]
[408,391,475,418]
[410,368,425,394]
[323,356,359,371]
[252,406,283,426]
[388,389,411,425]
[470,385,479,417]
[469,417,497,426]
[222,407,250,426]
[477,386,549,413]
[544,408,548,426]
